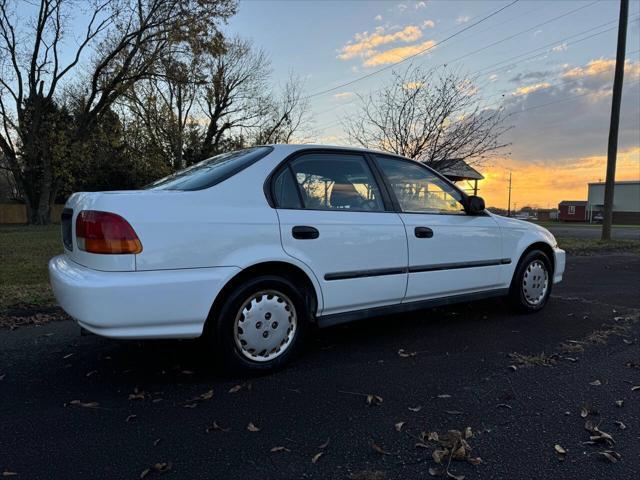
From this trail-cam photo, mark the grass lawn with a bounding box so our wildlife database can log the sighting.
[556,236,640,256]
[0,225,638,313]
[0,224,62,312]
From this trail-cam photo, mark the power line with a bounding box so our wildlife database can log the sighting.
[303,0,521,100]
[311,5,620,121]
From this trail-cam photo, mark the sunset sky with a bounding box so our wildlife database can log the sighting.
[228,0,640,209]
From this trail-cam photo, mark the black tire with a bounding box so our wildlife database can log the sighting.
[209,275,309,374]
[508,250,553,313]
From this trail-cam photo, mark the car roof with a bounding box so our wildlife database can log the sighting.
[267,143,411,160]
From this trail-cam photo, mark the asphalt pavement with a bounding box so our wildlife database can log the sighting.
[546,224,640,240]
[1,254,639,479]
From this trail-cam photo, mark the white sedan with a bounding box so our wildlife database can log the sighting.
[49,145,565,372]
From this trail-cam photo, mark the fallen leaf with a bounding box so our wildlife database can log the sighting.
[371,442,391,455]
[63,353,74,359]
[437,394,452,399]
[427,431,439,442]
[580,406,589,418]
[428,467,441,476]
[126,414,137,422]
[181,370,194,375]
[228,384,243,393]
[615,400,624,407]
[270,446,290,453]
[398,349,416,358]
[415,442,429,449]
[468,457,482,465]
[206,421,230,433]
[85,370,98,377]
[70,400,99,408]
[128,388,146,400]
[589,380,602,386]
[631,385,640,391]
[598,450,621,463]
[183,403,198,409]
[614,421,626,430]
[311,452,324,463]
[2,471,18,477]
[444,410,464,415]
[140,468,150,479]
[395,421,406,432]
[153,438,162,446]
[432,448,449,464]
[153,463,172,473]
[408,405,422,412]
[366,394,383,406]
[246,422,260,432]
[199,389,214,400]
[0,374,5,381]
[318,438,330,449]
[554,444,567,455]
[464,427,473,439]
[496,403,512,410]
[622,338,633,345]
[508,365,517,371]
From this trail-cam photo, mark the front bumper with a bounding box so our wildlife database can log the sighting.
[49,255,239,339]
[553,247,566,284]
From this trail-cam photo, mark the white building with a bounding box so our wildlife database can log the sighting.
[587,181,640,224]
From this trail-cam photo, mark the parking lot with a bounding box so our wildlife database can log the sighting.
[1,252,639,479]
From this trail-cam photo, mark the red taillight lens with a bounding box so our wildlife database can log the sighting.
[76,210,142,254]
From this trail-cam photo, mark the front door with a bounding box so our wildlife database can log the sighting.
[272,151,408,316]
[373,155,503,302]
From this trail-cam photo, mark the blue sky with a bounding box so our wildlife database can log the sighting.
[226,0,640,207]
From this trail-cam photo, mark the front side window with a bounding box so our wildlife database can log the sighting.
[375,156,465,215]
[146,146,272,191]
[283,153,384,211]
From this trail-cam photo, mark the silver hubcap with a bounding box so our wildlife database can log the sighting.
[522,260,549,306]
[234,290,297,362]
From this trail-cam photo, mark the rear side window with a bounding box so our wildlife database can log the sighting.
[285,153,384,211]
[146,146,272,191]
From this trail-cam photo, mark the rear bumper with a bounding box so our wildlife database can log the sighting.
[553,247,566,284]
[48,255,239,339]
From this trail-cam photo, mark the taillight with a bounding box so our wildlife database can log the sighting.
[76,210,142,254]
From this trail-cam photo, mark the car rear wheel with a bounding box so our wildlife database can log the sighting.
[508,250,553,313]
[211,275,309,374]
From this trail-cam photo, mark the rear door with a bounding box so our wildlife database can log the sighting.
[373,155,504,302]
[272,151,408,316]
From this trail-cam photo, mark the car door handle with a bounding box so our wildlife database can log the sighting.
[292,226,319,240]
[414,227,433,238]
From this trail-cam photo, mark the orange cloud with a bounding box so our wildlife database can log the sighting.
[563,58,640,79]
[338,25,422,61]
[475,147,640,209]
[512,82,551,96]
[363,39,437,67]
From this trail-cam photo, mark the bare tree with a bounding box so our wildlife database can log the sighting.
[199,37,271,157]
[344,66,510,171]
[0,0,235,224]
[254,74,312,145]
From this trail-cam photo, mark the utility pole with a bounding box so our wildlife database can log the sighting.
[602,0,628,240]
[507,171,512,216]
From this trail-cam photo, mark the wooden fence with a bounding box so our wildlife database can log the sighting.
[0,204,65,224]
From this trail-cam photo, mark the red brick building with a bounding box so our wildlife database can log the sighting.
[558,200,587,222]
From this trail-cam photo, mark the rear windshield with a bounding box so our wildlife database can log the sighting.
[145,146,273,191]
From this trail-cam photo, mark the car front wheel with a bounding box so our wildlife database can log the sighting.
[211,275,309,374]
[508,250,553,313]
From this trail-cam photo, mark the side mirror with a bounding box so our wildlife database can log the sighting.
[465,195,485,215]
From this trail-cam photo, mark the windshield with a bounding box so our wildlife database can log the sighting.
[145,146,273,191]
